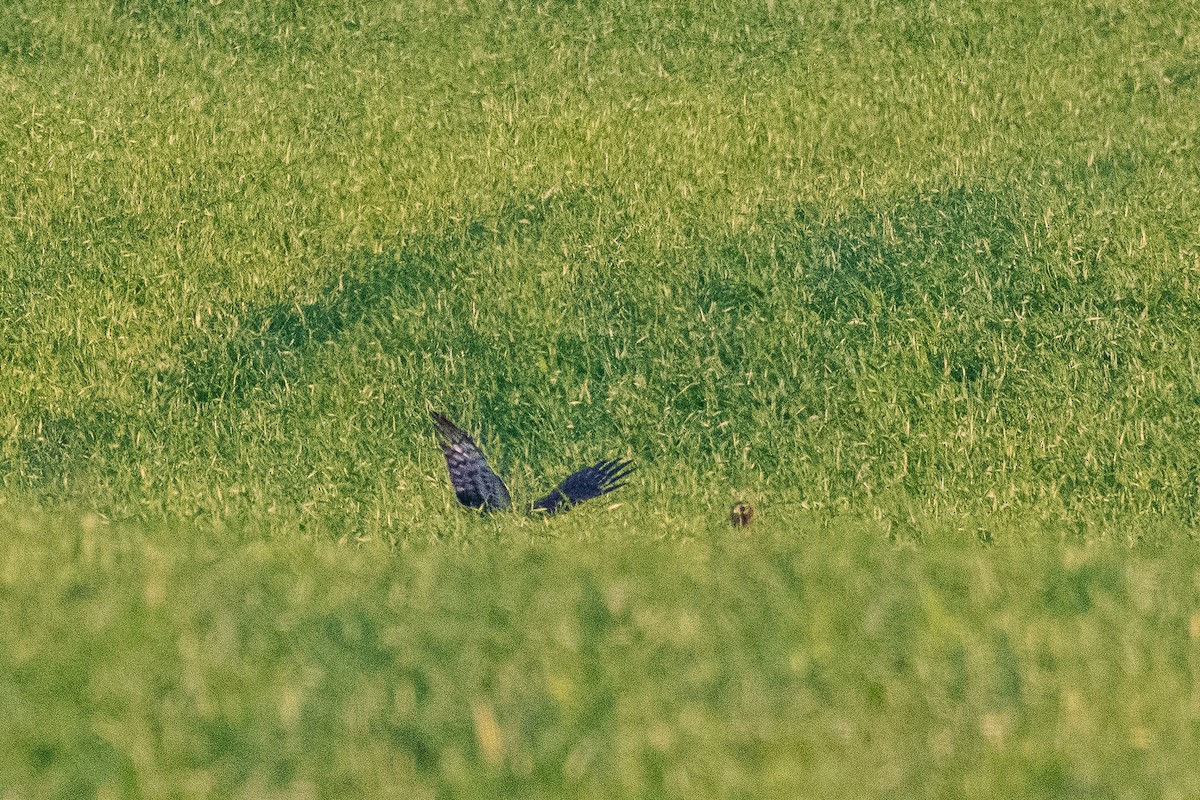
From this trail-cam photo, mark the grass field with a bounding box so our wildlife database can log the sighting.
[3,0,1200,796]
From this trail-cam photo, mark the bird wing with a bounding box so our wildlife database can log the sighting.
[431,412,512,511]
[531,458,635,514]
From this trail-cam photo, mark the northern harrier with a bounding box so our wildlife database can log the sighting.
[432,411,634,514]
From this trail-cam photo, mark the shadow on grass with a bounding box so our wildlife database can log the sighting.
[701,184,1037,376]
[4,403,134,488]
[155,244,446,404]
[14,180,1197,520]
[148,183,1067,412]
[140,183,1068,486]
[151,188,613,406]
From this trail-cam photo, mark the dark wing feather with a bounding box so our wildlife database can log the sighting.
[531,458,635,515]
[431,412,512,511]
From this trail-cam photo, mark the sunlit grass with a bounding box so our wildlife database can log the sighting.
[2,0,1200,796]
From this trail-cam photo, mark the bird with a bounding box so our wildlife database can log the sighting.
[731,502,754,529]
[431,411,634,515]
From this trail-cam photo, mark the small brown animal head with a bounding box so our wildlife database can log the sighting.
[731,502,754,528]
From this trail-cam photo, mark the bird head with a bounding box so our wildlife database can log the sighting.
[731,502,754,529]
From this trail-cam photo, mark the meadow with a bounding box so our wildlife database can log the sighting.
[2,0,1200,796]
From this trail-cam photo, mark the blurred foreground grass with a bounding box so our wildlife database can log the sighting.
[3,509,1200,799]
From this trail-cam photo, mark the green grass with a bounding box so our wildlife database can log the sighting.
[3,509,1200,798]
[2,0,1200,796]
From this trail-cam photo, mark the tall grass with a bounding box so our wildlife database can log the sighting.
[2,0,1200,795]
[3,509,1200,798]
[3,0,1198,533]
